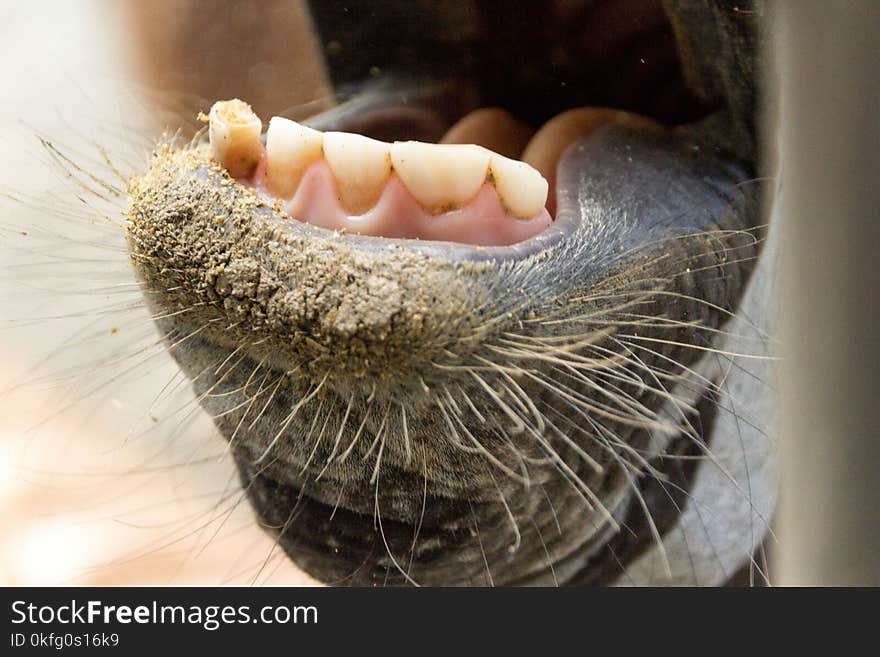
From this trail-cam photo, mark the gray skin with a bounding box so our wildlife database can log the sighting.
[125,0,774,586]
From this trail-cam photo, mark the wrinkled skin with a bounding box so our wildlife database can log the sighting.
[126,0,776,585]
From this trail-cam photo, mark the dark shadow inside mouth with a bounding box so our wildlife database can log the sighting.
[305,0,711,145]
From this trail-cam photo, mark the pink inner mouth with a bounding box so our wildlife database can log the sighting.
[243,156,553,247]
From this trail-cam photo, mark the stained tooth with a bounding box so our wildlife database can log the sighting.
[390,142,490,211]
[208,99,264,178]
[489,154,549,219]
[322,132,392,214]
[265,117,323,199]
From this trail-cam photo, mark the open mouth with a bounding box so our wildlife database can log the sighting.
[201,0,713,251]
[207,98,554,247]
[124,0,764,586]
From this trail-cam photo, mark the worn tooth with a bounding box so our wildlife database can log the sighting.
[390,142,490,211]
[489,154,549,219]
[265,117,323,199]
[208,99,263,178]
[322,132,392,214]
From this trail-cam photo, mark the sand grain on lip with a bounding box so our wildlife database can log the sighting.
[126,143,499,394]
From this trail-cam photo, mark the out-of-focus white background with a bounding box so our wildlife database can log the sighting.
[0,0,315,586]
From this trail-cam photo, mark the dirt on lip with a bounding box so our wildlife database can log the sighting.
[0,0,778,590]
[125,142,501,395]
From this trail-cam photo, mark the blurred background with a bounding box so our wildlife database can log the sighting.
[0,0,319,586]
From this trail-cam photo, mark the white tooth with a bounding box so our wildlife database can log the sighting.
[322,132,392,214]
[208,99,264,178]
[390,142,489,211]
[489,154,549,219]
[265,117,324,199]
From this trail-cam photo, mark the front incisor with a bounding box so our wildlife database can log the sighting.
[489,154,549,219]
[323,132,392,215]
[208,99,264,179]
[265,117,324,199]
[390,142,490,212]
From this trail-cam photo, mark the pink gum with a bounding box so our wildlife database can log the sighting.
[246,156,552,247]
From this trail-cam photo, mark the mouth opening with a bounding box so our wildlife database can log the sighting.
[122,0,764,587]
[204,0,709,251]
